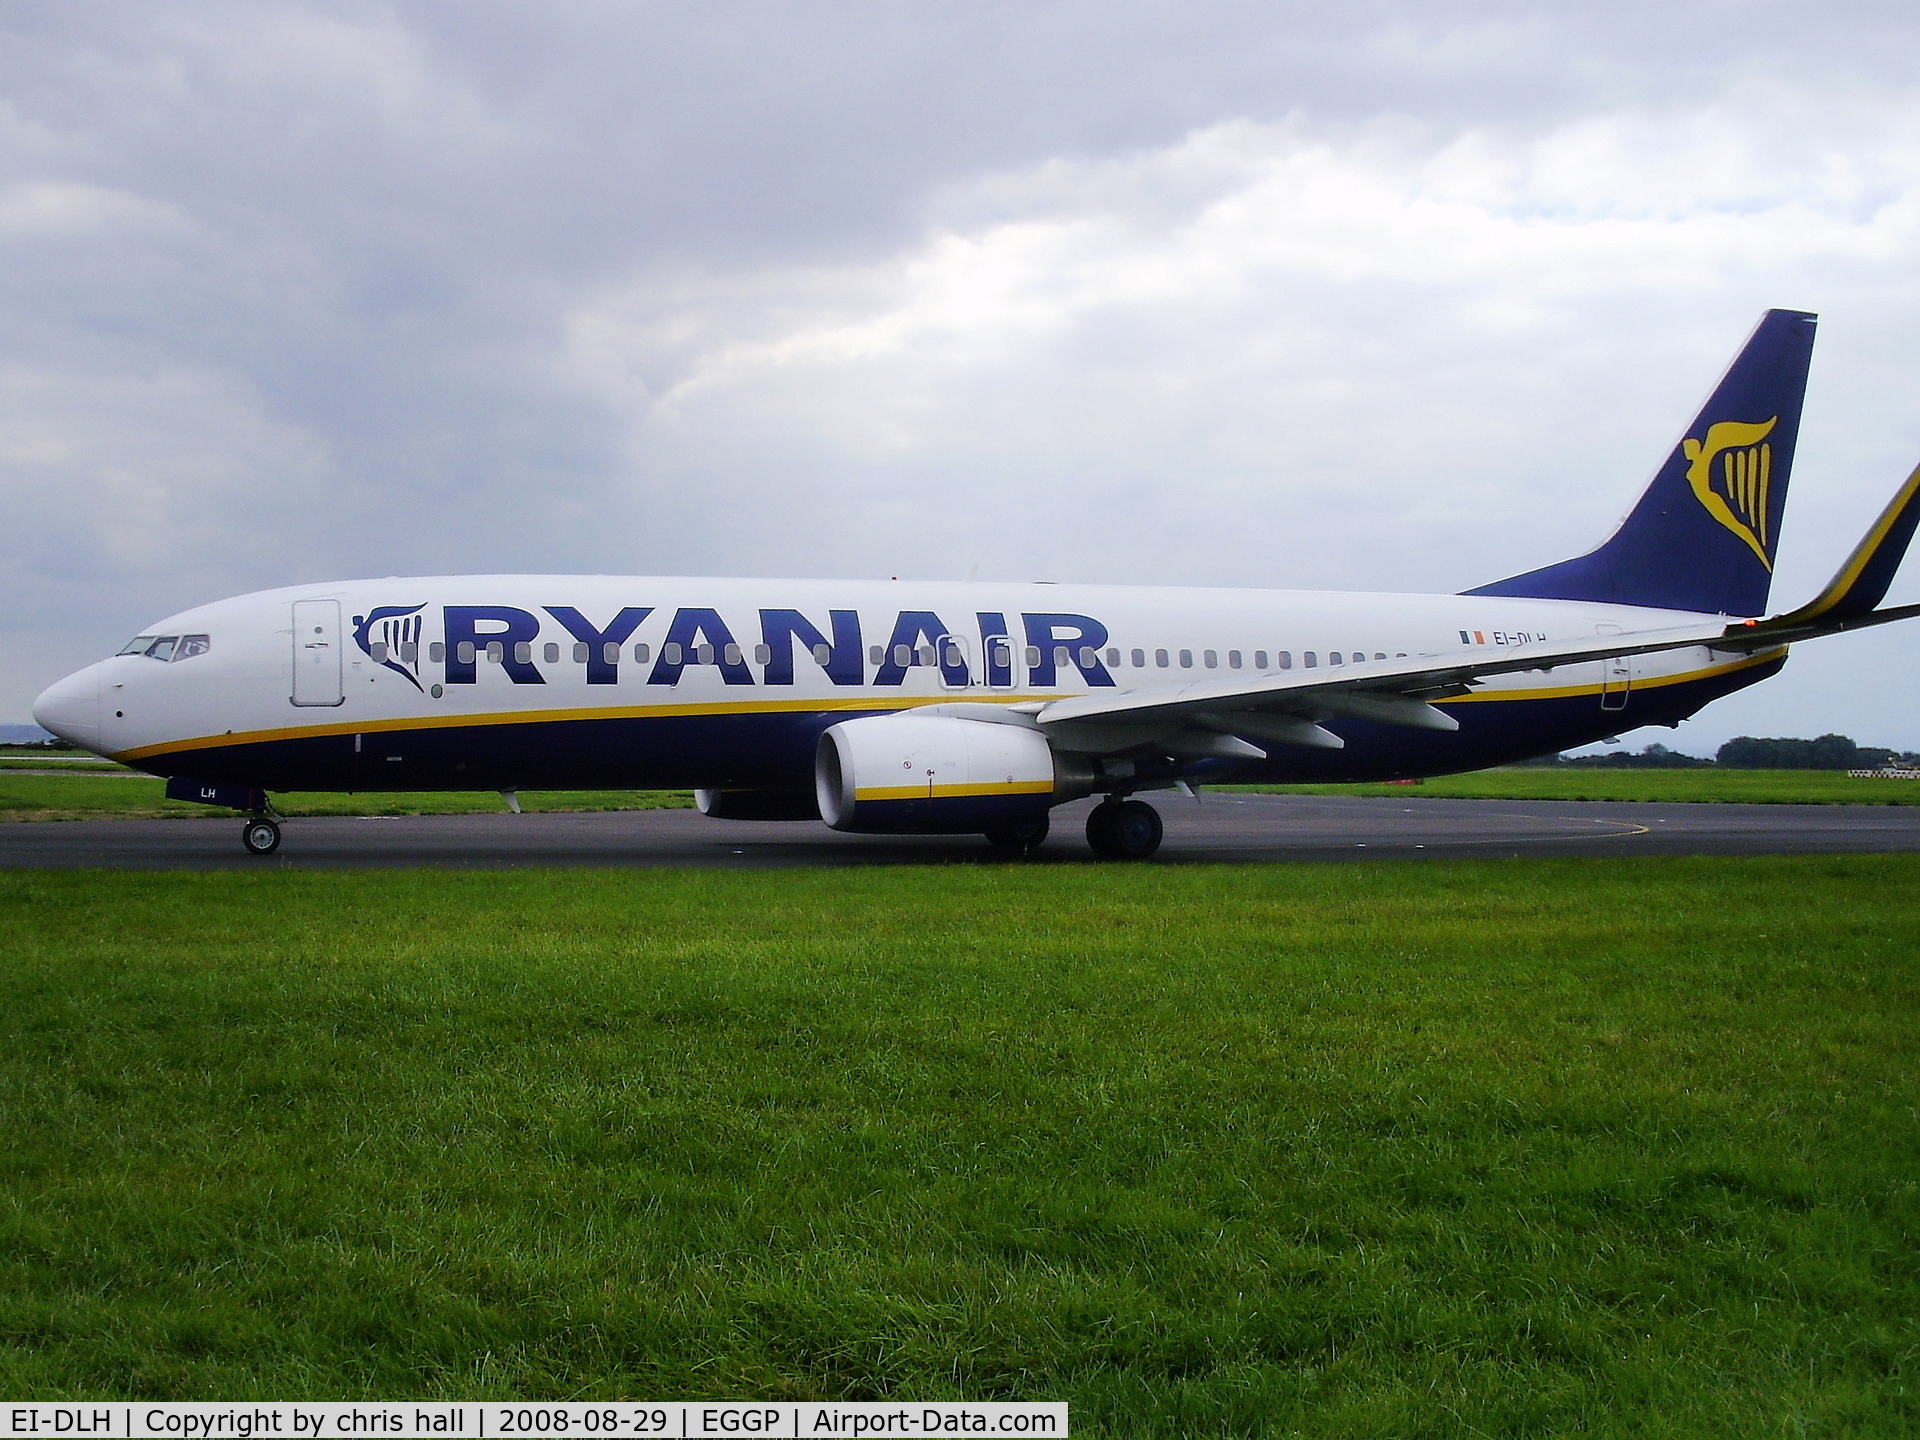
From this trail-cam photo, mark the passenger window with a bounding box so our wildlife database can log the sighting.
[1203,649,1218,668]
[633,643,650,663]
[915,644,935,666]
[1330,652,1343,666]
[1254,650,1268,669]
[513,641,532,665]
[370,642,389,662]
[697,643,716,664]
[663,642,683,664]
[400,641,417,663]
[1106,647,1121,668]
[605,642,622,665]
[1131,648,1145,668]
[1304,651,1317,668]
[435,642,451,663]
[543,643,559,664]
[724,643,743,665]
[145,636,179,661]
[1228,650,1242,669]
[117,636,157,656]
[1179,649,1193,668]
[754,643,771,665]
[573,643,588,662]
[456,641,475,664]
[1155,648,1169,667]
[894,644,911,666]
[1278,651,1291,669]
[944,641,963,667]
[1025,646,1041,667]
[813,643,832,664]
[485,641,503,663]
[1376,652,1386,661]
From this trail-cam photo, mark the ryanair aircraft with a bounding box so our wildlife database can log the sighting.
[32,309,1920,858]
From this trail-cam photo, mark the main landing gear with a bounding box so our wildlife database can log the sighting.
[1086,797,1162,861]
[241,816,282,856]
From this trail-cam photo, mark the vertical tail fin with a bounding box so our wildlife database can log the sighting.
[1466,308,1817,616]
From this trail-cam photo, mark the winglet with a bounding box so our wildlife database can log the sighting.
[1770,457,1920,627]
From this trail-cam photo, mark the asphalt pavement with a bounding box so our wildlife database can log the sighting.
[4,793,1920,869]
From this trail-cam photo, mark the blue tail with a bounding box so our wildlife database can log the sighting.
[1466,309,1818,616]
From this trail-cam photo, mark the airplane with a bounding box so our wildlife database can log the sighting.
[30,308,1920,859]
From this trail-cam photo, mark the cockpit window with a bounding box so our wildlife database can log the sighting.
[117,636,157,656]
[175,634,211,660]
[144,636,180,662]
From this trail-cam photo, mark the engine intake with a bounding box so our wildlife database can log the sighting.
[816,713,1090,833]
[695,787,819,821]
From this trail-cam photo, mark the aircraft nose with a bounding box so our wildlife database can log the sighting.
[32,662,104,754]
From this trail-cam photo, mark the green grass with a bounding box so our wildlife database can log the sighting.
[0,758,126,772]
[1,859,1915,1434]
[1228,768,1920,804]
[0,772,693,821]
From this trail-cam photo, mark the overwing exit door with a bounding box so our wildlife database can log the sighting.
[1600,654,1632,711]
[291,598,345,707]
[1596,622,1630,712]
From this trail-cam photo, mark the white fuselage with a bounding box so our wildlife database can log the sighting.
[33,575,1771,795]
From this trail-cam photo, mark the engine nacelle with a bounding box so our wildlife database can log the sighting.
[695,787,820,821]
[815,713,1090,834]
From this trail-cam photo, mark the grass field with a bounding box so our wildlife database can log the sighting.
[1227,769,1920,804]
[1,857,1914,1434]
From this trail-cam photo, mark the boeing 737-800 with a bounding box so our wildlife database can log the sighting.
[31,309,1920,857]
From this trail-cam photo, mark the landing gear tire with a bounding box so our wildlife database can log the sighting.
[242,818,281,856]
[984,817,1049,853]
[1086,799,1162,860]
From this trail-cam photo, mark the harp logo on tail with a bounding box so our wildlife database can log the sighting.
[1683,417,1779,569]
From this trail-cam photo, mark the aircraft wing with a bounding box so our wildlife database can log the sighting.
[1030,620,1737,753]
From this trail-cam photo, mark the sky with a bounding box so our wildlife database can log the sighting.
[4,0,1920,753]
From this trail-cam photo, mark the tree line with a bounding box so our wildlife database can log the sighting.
[1521,735,1915,770]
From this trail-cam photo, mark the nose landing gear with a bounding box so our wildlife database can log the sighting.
[242,816,282,855]
[1086,797,1162,860]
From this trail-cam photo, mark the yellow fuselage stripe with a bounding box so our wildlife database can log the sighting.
[117,694,1053,763]
[1445,647,1782,703]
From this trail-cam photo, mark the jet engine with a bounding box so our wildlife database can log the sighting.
[815,713,1092,833]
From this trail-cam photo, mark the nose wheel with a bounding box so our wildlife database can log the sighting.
[241,817,282,855]
[1086,798,1162,860]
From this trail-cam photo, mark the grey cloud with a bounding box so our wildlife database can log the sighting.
[2,1,1919,751]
